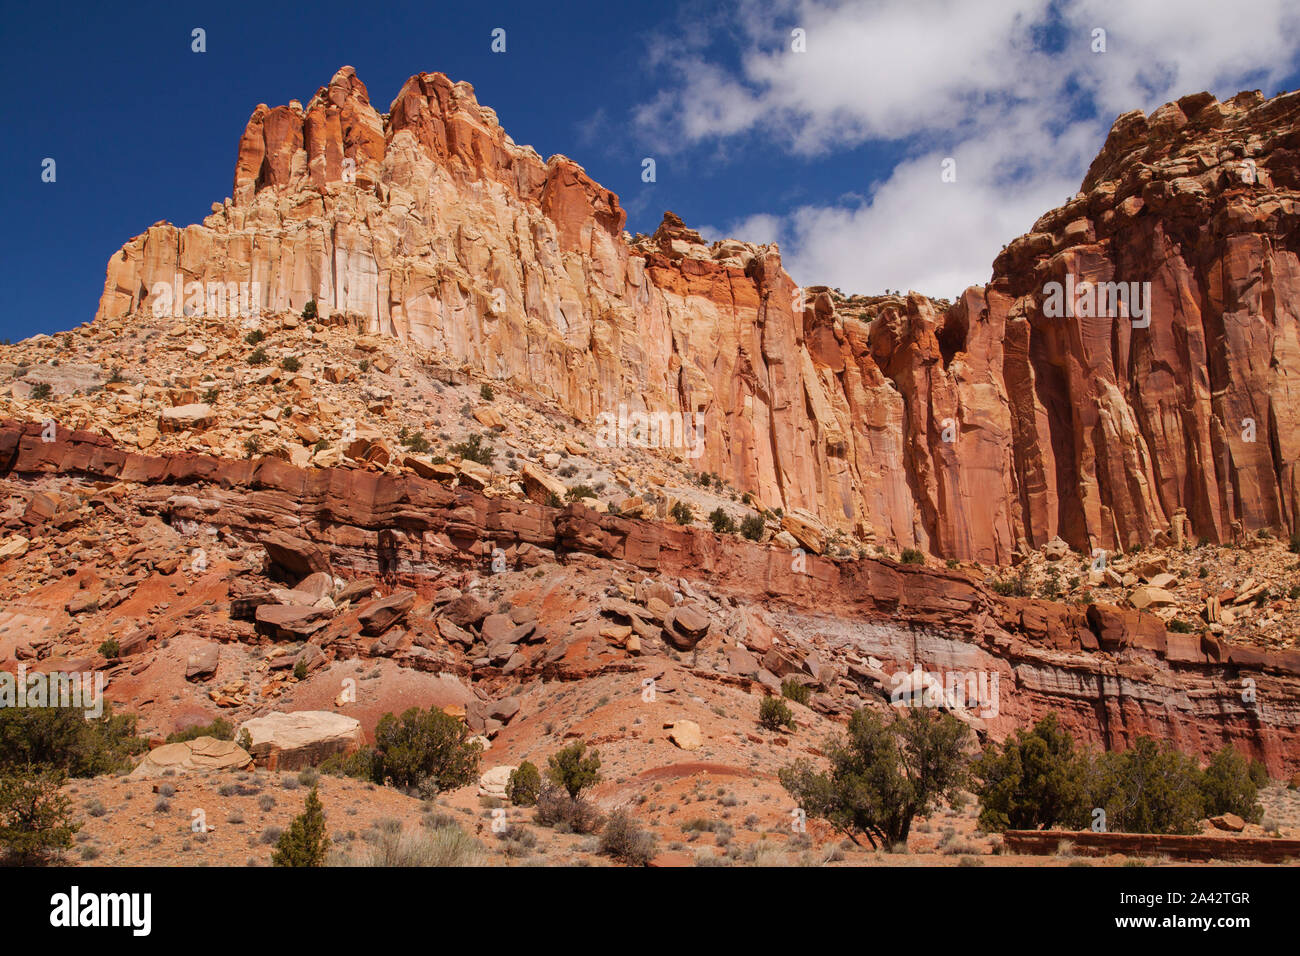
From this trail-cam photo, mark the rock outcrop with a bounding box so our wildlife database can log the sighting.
[129,736,252,778]
[6,420,1299,775]
[90,68,1300,562]
[237,710,363,770]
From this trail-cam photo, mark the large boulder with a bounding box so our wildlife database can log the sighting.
[358,590,415,635]
[254,604,331,639]
[237,711,363,770]
[664,720,703,751]
[185,644,219,680]
[780,509,825,554]
[159,403,215,433]
[1209,813,1246,832]
[443,593,490,629]
[477,764,516,800]
[662,604,711,651]
[261,530,331,579]
[519,461,566,504]
[129,736,252,778]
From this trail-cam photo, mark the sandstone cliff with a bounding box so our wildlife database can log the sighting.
[95,68,1300,564]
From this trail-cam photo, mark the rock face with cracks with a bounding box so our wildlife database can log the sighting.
[92,69,1300,562]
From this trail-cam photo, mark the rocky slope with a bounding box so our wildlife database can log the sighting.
[87,68,1300,563]
[4,420,1298,776]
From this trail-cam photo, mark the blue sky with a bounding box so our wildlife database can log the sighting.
[3,0,1300,341]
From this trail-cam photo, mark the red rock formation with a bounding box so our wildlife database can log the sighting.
[94,69,1300,564]
[6,419,1298,775]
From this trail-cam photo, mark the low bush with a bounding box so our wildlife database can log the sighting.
[507,761,542,807]
[598,809,656,865]
[759,696,796,731]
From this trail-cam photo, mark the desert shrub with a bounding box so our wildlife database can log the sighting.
[1198,746,1264,823]
[247,347,268,365]
[989,573,1030,597]
[1167,619,1194,633]
[974,712,1092,832]
[779,707,970,849]
[565,484,598,502]
[978,718,1261,835]
[900,548,925,565]
[598,809,656,865]
[281,355,301,372]
[759,696,795,731]
[507,761,542,807]
[670,501,694,525]
[1091,738,1206,835]
[449,433,494,466]
[97,639,120,659]
[781,679,812,706]
[293,659,308,681]
[165,718,235,744]
[533,784,605,834]
[740,514,765,541]
[480,384,494,401]
[272,787,329,867]
[0,705,147,777]
[29,383,52,400]
[709,508,737,534]
[338,823,485,866]
[372,707,482,792]
[245,328,265,346]
[302,300,318,321]
[0,770,78,863]
[398,427,431,453]
[498,825,538,858]
[547,741,601,799]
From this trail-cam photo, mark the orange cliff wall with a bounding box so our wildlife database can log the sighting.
[94,70,1300,564]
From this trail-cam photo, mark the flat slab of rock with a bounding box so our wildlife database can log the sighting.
[359,590,415,635]
[237,711,363,771]
[1130,586,1178,609]
[261,530,331,579]
[255,603,331,639]
[1209,813,1246,832]
[480,613,516,644]
[294,571,335,601]
[130,736,251,778]
[442,593,489,628]
[664,719,703,751]
[159,402,215,433]
[335,577,380,605]
[185,644,219,680]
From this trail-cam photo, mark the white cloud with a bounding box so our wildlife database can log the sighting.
[636,0,1300,296]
